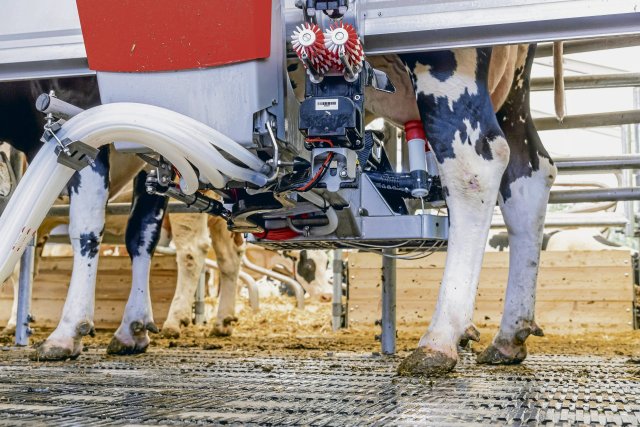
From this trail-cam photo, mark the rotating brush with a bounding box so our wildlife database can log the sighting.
[324,22,364,77]
[291,23,330,75]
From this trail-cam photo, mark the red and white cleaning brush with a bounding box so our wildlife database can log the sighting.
[323,22,364,75]
[291,23,330,74]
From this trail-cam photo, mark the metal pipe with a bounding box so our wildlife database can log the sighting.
[155,246,260,313]
[534,110,640,131]
[549,187,640,204]
[241,255,305,309]
[380,249,396,355]
[332,249,344,331]
[238,271,260,312]
[204,257,260,313]
[535,110,640,131]
[555,155,640,173]
[194,269,206,325]
[536,35,640,58]
[35,93,84,121]
[491,215,627,229]
[47,201,198,217]
[531,73,640,92]
[15,237,34,346]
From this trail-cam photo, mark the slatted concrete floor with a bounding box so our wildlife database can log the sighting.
[0,347,639,426]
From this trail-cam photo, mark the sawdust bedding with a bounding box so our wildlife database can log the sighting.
[3,296,638,360]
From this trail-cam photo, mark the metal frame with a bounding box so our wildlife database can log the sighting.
[4,0,640,351]
[380,248,396,355]
[535,34,640,57]
[2,1,640,81]
[531,73,640,92]
[535,110,640,131]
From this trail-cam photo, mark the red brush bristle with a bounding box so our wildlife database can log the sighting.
[323,22,364,73]
[291,23,330,73]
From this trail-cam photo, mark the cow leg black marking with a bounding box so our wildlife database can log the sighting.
[397,48,511,376]
[478,45,556,365]
[32,146,110,361]
[107,170,168,355]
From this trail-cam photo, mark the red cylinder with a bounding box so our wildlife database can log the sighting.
[404,120,426,141]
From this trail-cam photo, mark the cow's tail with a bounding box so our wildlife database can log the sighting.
[553,41,566,122]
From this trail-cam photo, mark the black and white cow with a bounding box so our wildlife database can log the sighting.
[390,45,555,375]
[0,78,245,358]
[290,45,554,375]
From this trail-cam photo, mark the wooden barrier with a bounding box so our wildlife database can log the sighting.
[348,250,634,333]
[0,246,292,329]
[0,256,178,329]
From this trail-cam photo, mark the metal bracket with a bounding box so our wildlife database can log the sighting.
[53,139,99,171]
[364,62,396,94]
[311,147,358,192]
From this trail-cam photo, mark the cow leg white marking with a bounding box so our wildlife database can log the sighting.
[397,48,511,375]
[162,213,210,338]
[108,171,166,355]
[1,267,20,335]
[33,152,109,361]
[208,217,244,337]
[401,136,509,374]
[478,157,556,364]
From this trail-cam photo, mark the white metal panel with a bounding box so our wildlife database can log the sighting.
[0,0,92,81]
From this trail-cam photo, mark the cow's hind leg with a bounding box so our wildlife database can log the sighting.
[478,46,556,364]
[397,49,510,376]
[161,213,210,338]
[208,217,244,337]
[107,170,167,355]
[32,147,110,361]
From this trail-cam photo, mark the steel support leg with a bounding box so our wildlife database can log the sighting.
[15,237,35,346]
[332,249,344,331]
[381,249,396,355]
[194,268,206,325]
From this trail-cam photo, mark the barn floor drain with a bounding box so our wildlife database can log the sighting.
[0,348,638,425]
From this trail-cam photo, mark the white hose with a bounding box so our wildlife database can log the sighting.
[55,104,269,187]
[0,142,75,282]
[297,191,339,236]
[0,103,269,283]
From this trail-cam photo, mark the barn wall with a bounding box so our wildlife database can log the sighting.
[348,250,634,333]
[0,246,293,329]
[0,256,178,329]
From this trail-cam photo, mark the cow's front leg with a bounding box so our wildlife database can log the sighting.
[397,49,510,376]
[32,147,110,361]
[161,213,210,338]
[107,170,167,355]
[1,266,19,336]
[478,46,556,365]
[208,217,244,337]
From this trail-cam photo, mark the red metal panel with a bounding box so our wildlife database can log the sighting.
[76,0,272,72]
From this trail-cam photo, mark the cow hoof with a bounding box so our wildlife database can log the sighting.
[208,316,238,337]
[477,341,527,365]
[106,320,155,355]
[106,335,149,355]
[397,347,457,377]
[31,338,81,361]
[208,325,233,337]
[0,325,16,337]
[160,325,181,339]
[29,321,92,361]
